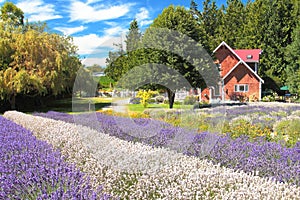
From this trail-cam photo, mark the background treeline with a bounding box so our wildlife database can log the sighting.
[106,0,300,101]
[0,2,83,111]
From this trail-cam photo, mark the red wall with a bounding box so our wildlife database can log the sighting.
[224,63,260,101]
[215,47,239,78]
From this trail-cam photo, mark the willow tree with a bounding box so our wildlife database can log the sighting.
[0,2,81,109]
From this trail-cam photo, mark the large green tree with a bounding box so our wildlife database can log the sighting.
[137,5,218,108]
[106,5,218,109]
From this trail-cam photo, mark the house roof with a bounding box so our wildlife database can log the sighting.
[213,41,242,61]
[213,41,264,83]
[233,49,262,63]
[222,60,264,83]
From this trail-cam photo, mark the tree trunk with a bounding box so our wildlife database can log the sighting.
[9,94,16,110]
[167,89,175,109]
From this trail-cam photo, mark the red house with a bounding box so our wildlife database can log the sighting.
[201,41,264,102]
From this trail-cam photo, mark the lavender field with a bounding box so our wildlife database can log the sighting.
[0,116,112,199]
[2,103,300,199]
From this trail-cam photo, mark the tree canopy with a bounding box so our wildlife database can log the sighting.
[0,2,81,109]
[106,5,218,108]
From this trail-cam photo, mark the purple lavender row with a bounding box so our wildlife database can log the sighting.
[34,111,300,186]
[0,116,113,199]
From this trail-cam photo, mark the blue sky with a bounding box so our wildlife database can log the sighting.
[0,0,244,67]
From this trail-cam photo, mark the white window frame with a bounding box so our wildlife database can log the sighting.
[214,84,221,96]
[234,84,249,92]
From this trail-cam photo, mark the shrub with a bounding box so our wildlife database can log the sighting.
[262,95,275,102]
[155,96,165,103]
[225,119,272,141]
[273,118,300,147]
[136,90,158,108]
[129,97,141,104]
[183,95,198,105]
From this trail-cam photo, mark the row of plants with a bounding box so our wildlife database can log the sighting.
[32,105,300,186]
[4,111,300,199]
[139,103,300,147]
[0,116,112,199]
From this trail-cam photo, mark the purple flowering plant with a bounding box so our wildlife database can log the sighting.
[0,116,113,199]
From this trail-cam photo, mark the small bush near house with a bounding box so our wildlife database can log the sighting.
[262,95,275,102]
[155,96,165,103]
[183,95,198,105]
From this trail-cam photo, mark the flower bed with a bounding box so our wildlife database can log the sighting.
[0,116,112,199]
[4,111,300,199]
[32,108,300,186]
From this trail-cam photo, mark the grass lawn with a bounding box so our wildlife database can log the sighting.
[48,97,112,113]
[128,103,193,113]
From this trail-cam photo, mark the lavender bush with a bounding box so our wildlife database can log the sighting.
[0,116,112,199]
[34,110,300,186]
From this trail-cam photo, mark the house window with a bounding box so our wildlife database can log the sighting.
[214,85,221,96]
[235,84,249,92]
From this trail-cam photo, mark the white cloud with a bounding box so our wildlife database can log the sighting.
[17,0,62,22]
[135,7,152,27]
[27,13,62,22]
[104,26,127,36]
[73,33,126,55]
[81,57,107,67]
[69,1,132,23]
[54,26,87,35]
[86,0,103,5]
[135,7,149,21]
[140,19,153,27]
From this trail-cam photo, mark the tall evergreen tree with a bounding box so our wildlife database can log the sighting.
[217,0,246,48]
[258,0,296,84]
[106,19,142,81]
[200,0,223,53]
[190,0,201,20]
[285,22,300,94]
[125,19,141,53]
[236,0,265,49]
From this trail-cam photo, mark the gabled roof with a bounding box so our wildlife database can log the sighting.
[222,60,264,83]
[214,41,264,84]
[234,49,262,63]
[213,41,243,61]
